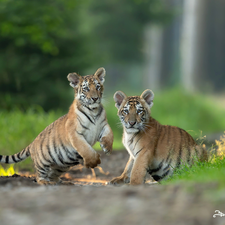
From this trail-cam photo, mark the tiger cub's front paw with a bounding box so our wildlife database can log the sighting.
[84,152,101,168]
[100,143,112,155]
[100,137,113,155]
[109,175,130,186]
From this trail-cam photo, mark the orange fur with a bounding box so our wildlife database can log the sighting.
[0,68,113,185]
[110,89,207,185]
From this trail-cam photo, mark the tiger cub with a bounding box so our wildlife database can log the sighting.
[110,89,207,185]
[0,67,113,185]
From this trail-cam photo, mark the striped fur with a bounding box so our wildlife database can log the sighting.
[110,89,207,185]
[0,67,113,185]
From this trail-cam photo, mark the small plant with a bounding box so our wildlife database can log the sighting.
[215,132,225,158]
[0,164,16,176]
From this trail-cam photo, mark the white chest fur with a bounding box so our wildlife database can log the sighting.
[123,132,136,159]
[75,106,105,146]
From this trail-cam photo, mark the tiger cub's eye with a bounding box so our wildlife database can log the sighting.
[83,87,89,92]
[137,109,143,114]
[96,84,101,91]
[123,109,129,115]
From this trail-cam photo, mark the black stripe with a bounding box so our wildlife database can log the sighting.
[194,147,199,158]
[64,161,80,166]
[59,137,81,162]
[19,149,26,157]
[47,145,57,164]
[55,169,65,173]
[47,126,53,135]
[152,169,170,182]
[57,150,65,165]
[40,140,51,164]
[163,163,170,171]
[128,133,138,145]
[5,156,9,163]
[0,155,2,161]
[26,146,30,156]
[35,162,47,173]
[76,152,83,160]
[133,136,143,150]
[179,128,183,150]
[17,153,22,160]
[66,149,81,162]
[68,156,78,162]
[79,108,95,124]
[37,157,50,169]
[165,150,171,163]
[99,124,107,140]
[53,139,65,165]
[187,146,191,164]
[37,170,47,176]
[176,148,182,168]
[84,104,93,111]
[161,169,170,179]
[77,116,89,130]
[135,147,144,156]
[12,155,19,163]
[60,143,75,161]
[148,160,164,174]
[161,169,170,178]
[40,161,50,168]
[76,131,84,137]
[96,106,103,118]
[151,175,161,181]
[100,117,106,125]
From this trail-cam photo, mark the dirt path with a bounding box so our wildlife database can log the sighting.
[0,151,224,225]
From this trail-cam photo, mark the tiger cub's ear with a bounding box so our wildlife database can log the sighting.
[114,91,127,109]
[94,67,106,84]
[67,73,80,88]
[141,89,154,108]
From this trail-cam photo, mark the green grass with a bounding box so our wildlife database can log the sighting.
[0,106,62,170]
[1,87,225,170]
[161,133,225,187]
[161,155,225,188]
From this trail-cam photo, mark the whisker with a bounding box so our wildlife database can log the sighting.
[116,122,123,128]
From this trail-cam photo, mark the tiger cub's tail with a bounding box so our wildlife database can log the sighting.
[0,145,31,164]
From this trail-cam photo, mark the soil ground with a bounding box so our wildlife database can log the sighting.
[0,150,225,225]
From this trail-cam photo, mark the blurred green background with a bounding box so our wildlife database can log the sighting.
[0,0,225,169]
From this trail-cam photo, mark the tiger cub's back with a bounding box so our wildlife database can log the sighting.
[155,123,207,167]
[146,120,208,181]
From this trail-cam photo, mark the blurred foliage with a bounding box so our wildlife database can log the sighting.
[0,0,172,111]
[152,87,225,136]
[0,0,94,111]
[82,0,172,64]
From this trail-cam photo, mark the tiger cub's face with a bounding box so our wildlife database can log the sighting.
[114,89,154,133]
[67,68,105,109]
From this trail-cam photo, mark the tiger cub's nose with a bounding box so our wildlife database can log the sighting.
[92,97,98,102]
[129,121,136,126]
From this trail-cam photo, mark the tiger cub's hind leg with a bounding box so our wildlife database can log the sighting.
[35,164,71,185]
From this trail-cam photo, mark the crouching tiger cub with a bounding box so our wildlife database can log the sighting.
[110,89,207,185]
[0,67,113,185]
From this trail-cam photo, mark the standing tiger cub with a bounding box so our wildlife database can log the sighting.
[0,67,113,185]
[110,89,207,185]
